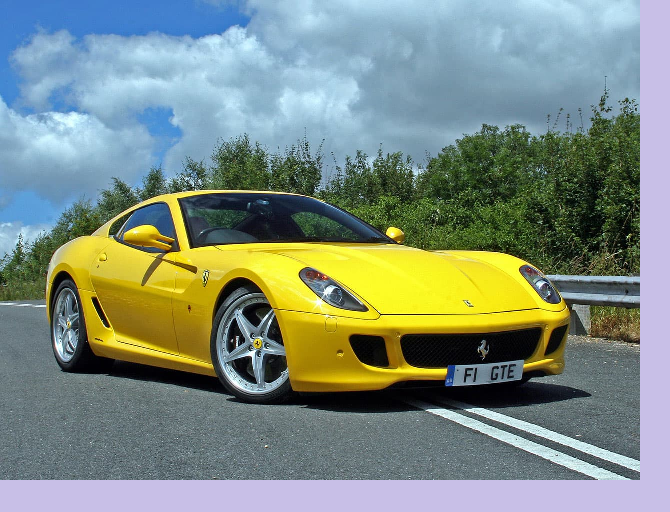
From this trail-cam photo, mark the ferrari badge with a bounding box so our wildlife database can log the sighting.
[477,339,489,360]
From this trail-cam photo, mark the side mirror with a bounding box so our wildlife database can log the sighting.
[385,227,405,244]
[123,225,175,251]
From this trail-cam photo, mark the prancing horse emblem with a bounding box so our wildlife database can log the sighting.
[202,269,210,287]
[477,339,489,360]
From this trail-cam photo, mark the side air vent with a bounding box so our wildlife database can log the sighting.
[91,297,111,328]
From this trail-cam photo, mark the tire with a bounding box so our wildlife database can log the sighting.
[50,279,112,372]
[211,286,292,403]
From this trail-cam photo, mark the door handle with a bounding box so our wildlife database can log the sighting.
[98,253,107,262]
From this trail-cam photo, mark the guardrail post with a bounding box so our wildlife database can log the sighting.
[569,304,591,336]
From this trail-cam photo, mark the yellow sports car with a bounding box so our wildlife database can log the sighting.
[46,190,570,403]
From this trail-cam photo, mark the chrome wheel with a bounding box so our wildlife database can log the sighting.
[52,286,80,363]
[50,278,112,372]
[213,290,290,401]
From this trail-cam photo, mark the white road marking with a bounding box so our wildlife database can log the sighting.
[405,398,629,480]
[434,396,640,472]
[0,302,46,308]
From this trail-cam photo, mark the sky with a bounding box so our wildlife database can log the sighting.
[0,0,640,258]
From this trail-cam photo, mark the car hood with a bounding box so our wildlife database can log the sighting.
[261,244,538,315]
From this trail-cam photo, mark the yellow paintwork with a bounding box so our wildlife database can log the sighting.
[278,308,567,391]
[46,190,570,392]
[385,226,405,244]
[123,224,175,251]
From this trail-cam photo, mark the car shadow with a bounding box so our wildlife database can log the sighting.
[300,381,591,413]
[107,360,222,394]
[421,380,592,408]
[102,360,590,412]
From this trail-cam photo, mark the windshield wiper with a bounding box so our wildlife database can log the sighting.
[359,236,393,243]
[251,236,393,244]
[262,237,335,243]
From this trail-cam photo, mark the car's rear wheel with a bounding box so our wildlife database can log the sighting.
[51,279,111,372]
[211,286,292,403]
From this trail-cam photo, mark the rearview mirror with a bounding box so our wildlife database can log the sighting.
[385,227,405,244]
[123,225,175,251]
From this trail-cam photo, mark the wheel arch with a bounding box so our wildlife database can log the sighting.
[212,277,262,323]
[47,270,76,321]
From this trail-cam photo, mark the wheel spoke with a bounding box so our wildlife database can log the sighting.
[58,316,68,329]
[257,309,275,338]
[65,332,76,354]
[252,352,267,389]
[65,293,75,317]
[234,309,255,341]
[223,341,252,363]
[69,312,79,325]
[263,338,286,357]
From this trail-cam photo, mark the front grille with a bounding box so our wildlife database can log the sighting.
[545,325,568,356]
[400,328,542,368]
[350,335,389,367]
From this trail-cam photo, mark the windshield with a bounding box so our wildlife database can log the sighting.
[179,193,393,248]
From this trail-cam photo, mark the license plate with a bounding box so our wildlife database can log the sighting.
[445,360,524,386]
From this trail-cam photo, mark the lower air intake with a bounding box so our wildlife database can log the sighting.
[350,335,389,367]
[545,325,568,356]
[401,328,542,368]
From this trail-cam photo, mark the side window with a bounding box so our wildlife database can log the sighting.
[117,203,177,252]
[109,212,132,238]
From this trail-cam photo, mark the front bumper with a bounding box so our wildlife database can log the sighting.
[276,307,570,392]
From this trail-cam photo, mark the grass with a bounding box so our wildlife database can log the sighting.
[590,306,640,343]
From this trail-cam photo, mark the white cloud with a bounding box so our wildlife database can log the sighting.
[0,95,155,203]
[0,221,52,260]
[2,0,639,213]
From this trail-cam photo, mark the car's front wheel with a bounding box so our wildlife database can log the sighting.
[211,286,292,403]
[51,279,112,372]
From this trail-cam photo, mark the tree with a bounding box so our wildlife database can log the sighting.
[418,124,536,206]
[139,167,168,200]
[322,150,374,206]
[209,134,271,191]
[269,135,323,195]
[96,178,140,222]
[168,157,208,192]
[371,147,415,203]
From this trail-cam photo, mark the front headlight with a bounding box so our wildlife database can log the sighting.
[519,265,562,304]
[299,268,368,312]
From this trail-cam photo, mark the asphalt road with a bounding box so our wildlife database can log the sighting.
[0,300,640,480]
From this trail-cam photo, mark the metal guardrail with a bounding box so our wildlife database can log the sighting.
[546,275,640,335]
[547,275,640,308]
